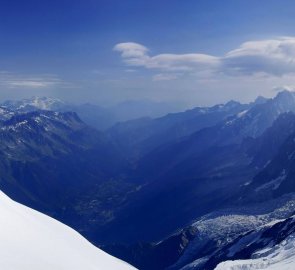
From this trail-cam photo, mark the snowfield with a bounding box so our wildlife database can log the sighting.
[0,191,136,270]
[215,234,295,270]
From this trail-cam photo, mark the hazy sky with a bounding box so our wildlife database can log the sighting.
[2,0,295,106]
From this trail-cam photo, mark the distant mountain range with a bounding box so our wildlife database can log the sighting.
[1,96,183,130]
[2,91,295,269]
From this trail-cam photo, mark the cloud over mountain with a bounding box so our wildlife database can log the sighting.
[115,37,295,79]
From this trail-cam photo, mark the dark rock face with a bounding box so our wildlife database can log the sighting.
[103,226,198,270]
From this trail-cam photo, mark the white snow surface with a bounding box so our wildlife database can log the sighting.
[215,234,295,270]
[0,191,136,270]
[2,96,65,111]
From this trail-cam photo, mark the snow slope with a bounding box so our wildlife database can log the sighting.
[215,234,295,270]
[0,191,136,270]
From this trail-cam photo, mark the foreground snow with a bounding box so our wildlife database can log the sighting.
[215,234,295,270]
[0,191,136,270]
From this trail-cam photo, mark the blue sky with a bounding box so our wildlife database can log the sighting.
[2,0,295,106]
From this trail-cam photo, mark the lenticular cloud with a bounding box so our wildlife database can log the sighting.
[114,37,295,77]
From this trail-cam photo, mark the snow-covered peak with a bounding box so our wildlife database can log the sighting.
[0,106,15,120]
[27,96,65,110]
[2,96,66,111]
[273,90,295,108]
[253,95,268,105]
[0,191,136,270]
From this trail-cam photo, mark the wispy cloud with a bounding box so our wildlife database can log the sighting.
[0,72,71,89]
[114,37,295,79]
[152,73,180,81]
[272,85,295,92]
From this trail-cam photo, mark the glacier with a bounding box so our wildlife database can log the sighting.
[215,234,295,270]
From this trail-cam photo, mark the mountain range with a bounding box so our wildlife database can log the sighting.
[1,96,183,130]
[2,91,295,269]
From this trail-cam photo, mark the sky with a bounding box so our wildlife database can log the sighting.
[2,0,295,107]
